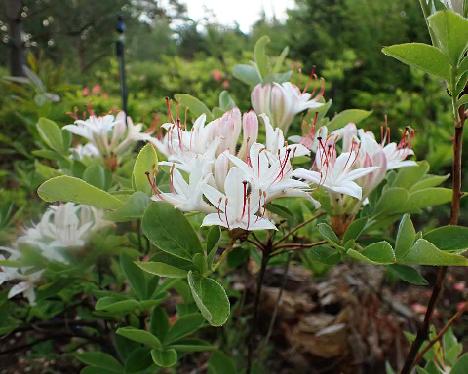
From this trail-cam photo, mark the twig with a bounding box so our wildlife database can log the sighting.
[274,211,325,246]
[263,251,292,347]
[270,240,327,257]
[401,83,466,374]
[412,306,466,368]
[246,240,272,374]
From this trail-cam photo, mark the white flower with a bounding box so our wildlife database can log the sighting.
[252,82,324,134]
[18,203,112,263]
[226,143,319,207]
[0,248,43,305]
[152,160,215,213]
[63,111,150,161]
[294,141,378,200]
[71,143,100,160]
[202,167,277,231]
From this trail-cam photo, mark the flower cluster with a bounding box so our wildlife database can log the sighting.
[0,203,111,304]
[148,82,416,230]
[64,111,151,168]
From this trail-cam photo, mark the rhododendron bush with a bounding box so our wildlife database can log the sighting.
[1,5,467,373]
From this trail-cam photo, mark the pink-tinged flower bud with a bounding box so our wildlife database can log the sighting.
[251,84,271,119]
[360,150,387,198]
[214,151,229,191]
[215,108,242,154]
[238,111,258,160]
[251,82,324,135]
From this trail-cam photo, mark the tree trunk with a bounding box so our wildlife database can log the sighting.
[5,0,24,76]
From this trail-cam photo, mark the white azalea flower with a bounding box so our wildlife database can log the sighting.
[0,248,43,305]
[18,203,112,263]
[63,111,150,162]
[294,141,378,200]
[202,167,277,231]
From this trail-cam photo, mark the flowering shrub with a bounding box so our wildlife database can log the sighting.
[0,6,467,373]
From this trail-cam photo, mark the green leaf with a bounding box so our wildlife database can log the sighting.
[83,165,110,190]
[303,245,341,265]
[106,192,150,222]
[347,242,396,265]
[382,43,450,80]
[273,46,290,73]
[170,338,216,352]
[206,226,220,262]
[142,202,203,260]
[428,10,468,65]
[424,226,468,253]
[133,143,158,195]
[451,353,468,374]
[116,327,162,349]
[392,162,429,189]
[232,64,262,86]
[400,239,468,266]
[410,174,449,191]
[187,271,230,326]
[124,348,153,373]
[120,254,147,299]
[95,297,140,314]
[386,264,428,285]
[37,117,64,153]
[317,223,339,243]
[76,352,123,373]
[218,91,236,111]
[407,188,452,211]
[457,94,468,108]
[373,188,409,216]
[150,348,177,368]
[175,94,213,121]
[208,351,237,374]
[165,314,205,344]
[254,35,271,79]
[395,214,416,259]
[343,217,368,242]
[327,109,372,131]
[81,367,118,374]
[150,307,170,341]
[136,261,188,279]
[37,176,123,209]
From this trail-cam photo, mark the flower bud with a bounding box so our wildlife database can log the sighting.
[238,111,258,160]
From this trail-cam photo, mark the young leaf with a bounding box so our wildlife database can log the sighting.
[254,35,271,79]
[208,351,237,374]
[394,214,416,259]
[150,348,177,368]
[392,162,429,189]
[165,314,205,344]
[76,352,123,373]
[400,239,468,266]
[37,176,123,209]
[428,10,468,65]
[175,94,213,121]
[232,64,262,86]
[218,91,236,111]
[382,43,450,80]
[187,271,230,326]
[124,348,153,373]
[317,223,339,243]
[343,217,368,242]
[136,261,188,279]
[116,327,162,349]
[407,188,452,211]
[347,242,396,265]
[386,264,428,286]
[170,338,216,352]
[95,297,140,314]
[141,202,203,260]
[327,109,372,131]
[83,165,110,190]
[150,307,170,342]
[120,253,147,299]
[106,192,150,222]
[424,226,468,253]
[37,117,64,153]
[133,143,158,195]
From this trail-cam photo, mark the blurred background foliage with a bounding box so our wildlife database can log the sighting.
[0,0,465,224]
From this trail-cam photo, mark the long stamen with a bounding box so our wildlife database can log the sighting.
[241,181,248,218]
[217,197,223,221]
[224,198,230,230]
[169,165,175,193]
[145,171,162,198]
